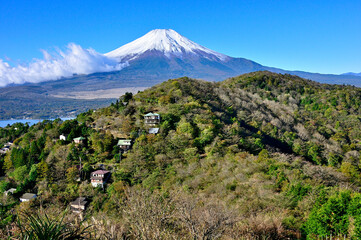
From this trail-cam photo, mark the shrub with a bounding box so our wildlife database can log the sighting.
[17,211,91,239]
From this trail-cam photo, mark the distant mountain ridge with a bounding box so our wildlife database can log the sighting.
[342,72,361,77]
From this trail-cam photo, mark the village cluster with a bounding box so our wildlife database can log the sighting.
[2,113,161,214]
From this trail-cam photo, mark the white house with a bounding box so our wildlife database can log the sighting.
[59,134,68,141]
[144,113,160,125]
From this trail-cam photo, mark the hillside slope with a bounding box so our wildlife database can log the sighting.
[1,71,361,239]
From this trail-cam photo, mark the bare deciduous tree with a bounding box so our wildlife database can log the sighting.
[122,188,177,240]
[174,194,236,240]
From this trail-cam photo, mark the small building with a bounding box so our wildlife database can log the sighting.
[0,148,9,155]
[148,128,159,134]
[4,188,16,196]
[20,193,37,202]
[70,197,88,213]
[4,142,13,148]
[90,170,111,187]
[117,139,132,151]
[59,134,68,141]
[144,113,160,125]
[73,137,85,144]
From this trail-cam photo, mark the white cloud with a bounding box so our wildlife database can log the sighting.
[0,43,128,87]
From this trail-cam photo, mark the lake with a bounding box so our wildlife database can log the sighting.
[0,118,74,128]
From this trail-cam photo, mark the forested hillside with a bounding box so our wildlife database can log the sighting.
[1,71,361,239]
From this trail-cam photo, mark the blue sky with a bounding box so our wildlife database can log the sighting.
[1,0,361,74]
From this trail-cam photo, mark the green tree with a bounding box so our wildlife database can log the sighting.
[66,166,78,184]
[176,118,195,137]
[0,180,9,193]
[3,153,13,171]
[10,165,29,183]
[11,148,27,168]
[37,160,50,181]
[304,191,351,238]
[28,141,40,165]
[258,149,270,161]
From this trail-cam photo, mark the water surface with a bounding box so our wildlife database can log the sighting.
[0,118,73,128]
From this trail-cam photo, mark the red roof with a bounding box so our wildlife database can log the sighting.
[92,170,110,175]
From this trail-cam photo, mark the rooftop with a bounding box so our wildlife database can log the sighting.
[20,193,37,199]
[117,139,132,146]
[149,128,159,134]
[144,112,159,117]
[92,170,110,175]
[70,197,87,206]
[5,188,16,194]
[73,137,86,141]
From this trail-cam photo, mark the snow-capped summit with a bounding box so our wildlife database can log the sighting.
[105,29,228,61]
[102,29,265,82]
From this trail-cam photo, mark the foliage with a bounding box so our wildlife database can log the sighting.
[2,72,361,238]
[303,190,361,238]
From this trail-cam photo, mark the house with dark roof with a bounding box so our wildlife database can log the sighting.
[90,170,111,187]
[20,193,37,202]
[70,197,88,213]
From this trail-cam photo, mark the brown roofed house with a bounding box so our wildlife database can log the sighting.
[90,170,111,187]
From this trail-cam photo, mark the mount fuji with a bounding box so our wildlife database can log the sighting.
[98,29,265,82]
